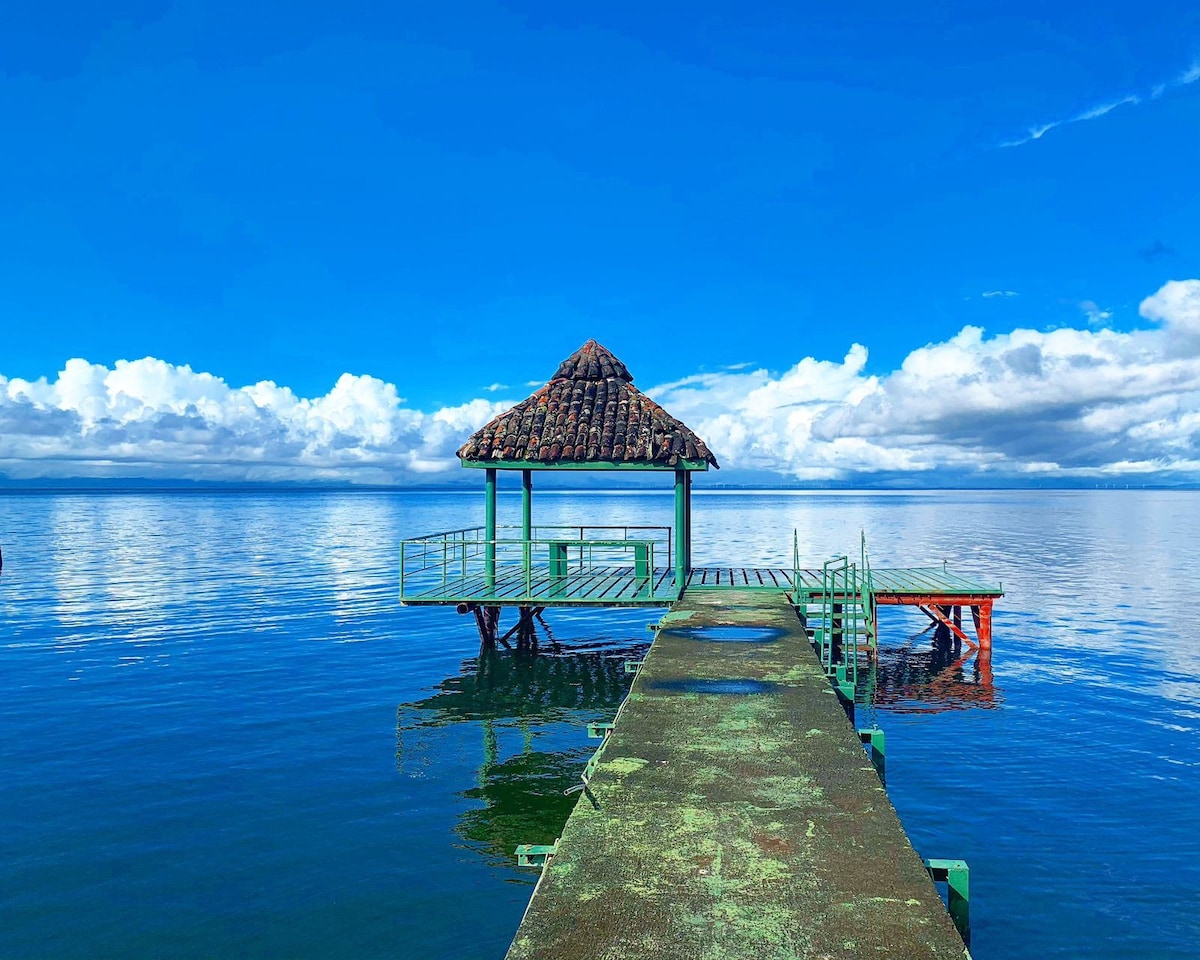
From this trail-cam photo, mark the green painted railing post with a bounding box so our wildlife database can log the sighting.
[674,469,686,594]
[485,468,497,592]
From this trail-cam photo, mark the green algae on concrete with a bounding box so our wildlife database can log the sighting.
[504,588,968,960]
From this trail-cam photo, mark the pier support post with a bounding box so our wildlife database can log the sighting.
[684,471,693,569]
[674,470,686,594]
[970,602,993,650]
[521,469,532,585]
[473,605,502,649]
[485,468,497,592]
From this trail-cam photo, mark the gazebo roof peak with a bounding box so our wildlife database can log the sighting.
[456,339,719,470]
[552,339,633,383]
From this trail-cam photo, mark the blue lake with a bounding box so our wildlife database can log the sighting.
[1,489,1198,958]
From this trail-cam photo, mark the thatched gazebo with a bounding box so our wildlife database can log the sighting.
[457,339,719,595]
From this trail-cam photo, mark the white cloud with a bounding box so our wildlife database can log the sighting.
[646,279,1200,482]
[5,280,1200,485]
[982,290,1019,299]
[0,359,509,483]
[1139,279,1200,334]
[1080,300,1113,327]
[1000,62,1194,148]
[1075,94,1141,121]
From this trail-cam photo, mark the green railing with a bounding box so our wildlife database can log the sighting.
[819,557,857,686]
[400,526,671,604]
[794,530,876,700]
[860,530,877,649]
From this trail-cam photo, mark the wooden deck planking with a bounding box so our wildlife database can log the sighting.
[872,566,1002,597]
[402,564,1000,606]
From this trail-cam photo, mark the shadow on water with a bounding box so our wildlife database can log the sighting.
[396,641,649,868]
[865,623,1000,714]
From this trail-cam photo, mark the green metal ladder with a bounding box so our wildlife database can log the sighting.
[793,532,877,702]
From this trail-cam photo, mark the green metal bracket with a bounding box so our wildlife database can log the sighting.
[515,841,559,868]
[924,858,970,944]
[624,659,644,674]
[583,741,607,781]
[836,679,855,703]
[587,722,614,739]
[858,727,886,784]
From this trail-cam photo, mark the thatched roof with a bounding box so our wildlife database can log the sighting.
[457,339,719,469]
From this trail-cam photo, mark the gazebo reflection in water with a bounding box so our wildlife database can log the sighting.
[394,622,995,869]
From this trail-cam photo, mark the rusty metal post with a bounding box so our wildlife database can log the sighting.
[978,601,992,650]
[970,603,993,650]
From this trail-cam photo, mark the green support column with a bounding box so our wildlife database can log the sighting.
[485,468,497,591]
[674,469,686,594]
[684,471,693,569]
[521,469,532,586]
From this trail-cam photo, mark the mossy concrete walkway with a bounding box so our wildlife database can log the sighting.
[504,588,967,959]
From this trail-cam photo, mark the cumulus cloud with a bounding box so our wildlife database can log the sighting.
[4,280,1200,484]
[0,359,509,483]
[647,279,1200,482]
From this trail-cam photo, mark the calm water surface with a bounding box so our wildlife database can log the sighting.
[1,489,1198,958]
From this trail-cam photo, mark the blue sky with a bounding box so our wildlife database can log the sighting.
[2,1,1199,484]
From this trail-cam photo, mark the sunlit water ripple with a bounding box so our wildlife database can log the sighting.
[1,489,1197,958]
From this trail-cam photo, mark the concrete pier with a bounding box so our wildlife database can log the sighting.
[505,588,967,959]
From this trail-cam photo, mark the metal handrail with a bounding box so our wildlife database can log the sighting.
[819,555,861,691]
[860,530,877,648]
[400,534,661,603]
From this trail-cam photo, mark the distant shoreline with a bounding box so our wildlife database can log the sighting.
[0,481,1193,494]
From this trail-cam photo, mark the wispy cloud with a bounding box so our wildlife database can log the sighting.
[484,382,509,392]
[1075,93,1142,121]
[982,290,1019,299]
[1000,61,1200,148]
[1080,300,1113,327]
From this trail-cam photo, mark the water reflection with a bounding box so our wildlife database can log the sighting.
[867,628,999,714]
[396,642,648,868]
